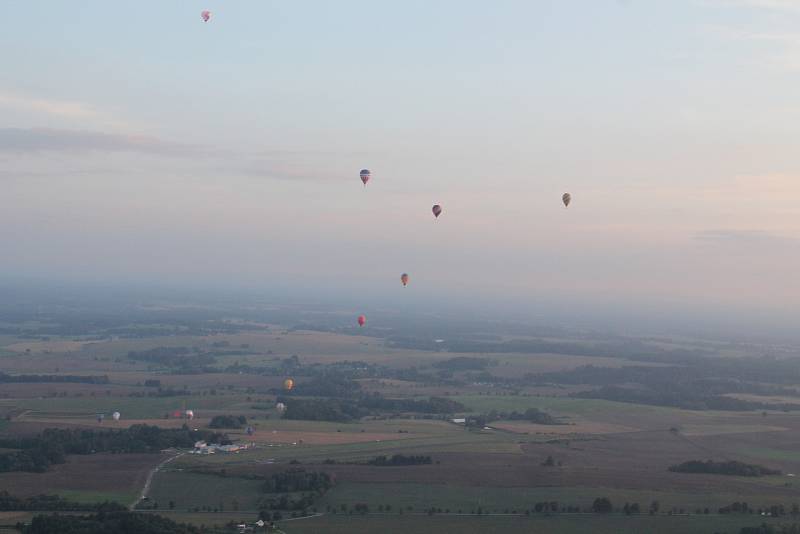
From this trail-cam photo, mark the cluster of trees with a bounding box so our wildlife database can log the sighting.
[506,408,560,425]
[465,407,558,428]
[126,346,216,372]
[0,492,125,512]
[208,415,247,429]
[258,469,333,514]
[282,398,364,422]
[281,394,464,422]
[261,469,333,493]
[359,394,465,415]
[669,460,781,477]
[0,425,227,472]
[19,511,201,534]
[719,502,800,517]
[367,454,432,466]
[0,373,109,384]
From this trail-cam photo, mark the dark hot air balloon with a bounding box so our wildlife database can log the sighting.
[360,169,371,186]
[432,204,442,218]
[562,193,571,208]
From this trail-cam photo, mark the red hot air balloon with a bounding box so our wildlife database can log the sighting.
[201,10,211,22]
[400,273,409,287]
[360,169,371,186]
[357,315,366,327]
[432,204,442,218]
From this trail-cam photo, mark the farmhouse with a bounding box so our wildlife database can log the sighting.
[190,441,253,454]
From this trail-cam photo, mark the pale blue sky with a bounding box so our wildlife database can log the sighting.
[2,0,800,334]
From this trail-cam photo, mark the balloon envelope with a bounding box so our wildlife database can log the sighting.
[401,273,409,286]
[432,205,442,218]
[284,378,294,391]
[201,10,211,22]
[357,315,366,327]
[562,193,571,207]
[185,409,194,420]
[359,169,371,186]
[276,402,286,413]
[112,411,121,421]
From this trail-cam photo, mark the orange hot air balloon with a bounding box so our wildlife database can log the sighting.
[360,169,371,186]
[284,378,294,391]
[357,315,366,327]
[432,204,442,218]
[562,193,571,208]
[400,273,409,287]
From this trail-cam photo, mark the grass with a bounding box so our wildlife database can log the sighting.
[275,513,787,534]
[142,471,264,511]
[736,446,800,463]
[175,429,518,468]
[452,394,688,419]
[0,394,250,420]
[58,489,138,505]
[316,482,753,514]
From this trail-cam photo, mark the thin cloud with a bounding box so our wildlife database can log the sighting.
[695,229,800,247]
[0,92,100,120]
[707,0,800,12]
[0,128,197,156]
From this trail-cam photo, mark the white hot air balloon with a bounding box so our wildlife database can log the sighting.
[112,411,121,421]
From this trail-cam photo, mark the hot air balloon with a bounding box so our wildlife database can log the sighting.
[201,10,211,22]
[360,169,371,186]
[112,411,121,421]
[562,193,571,208]
[400,273,409,287]
[432,204,442,218]
[246,426,255,436]
[96,413,105,423]
[284,378,294,391]
[185,409,195,420]
[357,315,366,327]
[276,402,286,414]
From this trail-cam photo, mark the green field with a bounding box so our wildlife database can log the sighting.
[58,489,139,506]
[0,394,255,420]
[273,513,786,534]
[317,482,753,514]
[140,471,265,511]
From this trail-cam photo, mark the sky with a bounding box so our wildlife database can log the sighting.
[2,0,800,336]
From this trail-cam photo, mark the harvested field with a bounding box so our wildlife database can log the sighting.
[0,453,163,502]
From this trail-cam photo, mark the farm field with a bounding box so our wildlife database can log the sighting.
[268,513,788,534]
[3,319,800,534]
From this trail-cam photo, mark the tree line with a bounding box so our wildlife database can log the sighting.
[0,492,126,512]
[669,460,781,477]
[18,511,202,534]
[0,425,228,473]
[0,372,109,384]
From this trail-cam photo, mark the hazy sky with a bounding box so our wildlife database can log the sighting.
[2,1,799,333]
